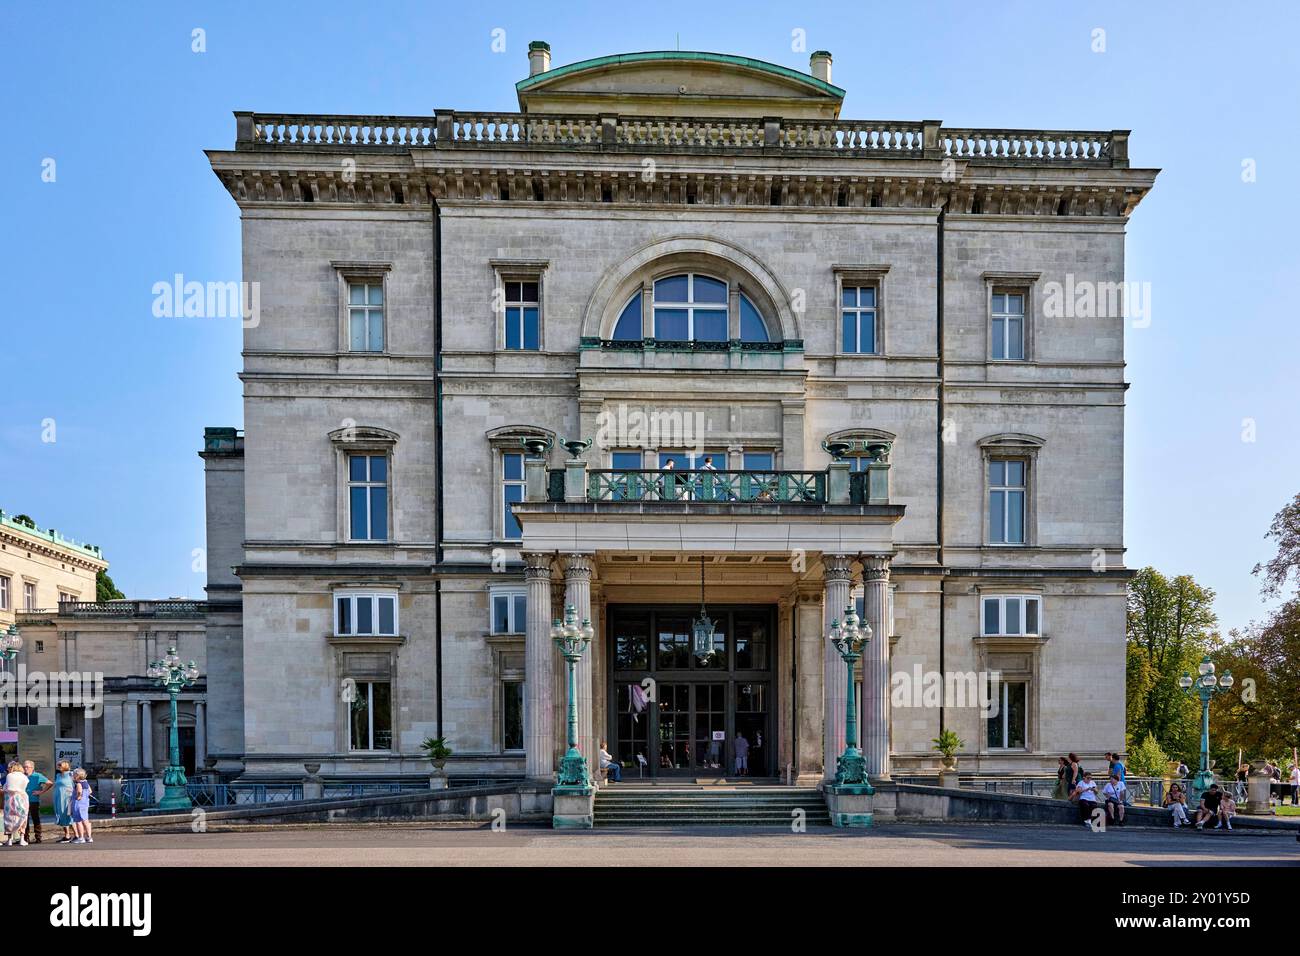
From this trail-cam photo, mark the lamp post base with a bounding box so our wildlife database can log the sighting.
[552,786,595,829]
[825,783,874,828]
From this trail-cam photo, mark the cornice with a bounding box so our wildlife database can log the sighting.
[208,158,1153,219]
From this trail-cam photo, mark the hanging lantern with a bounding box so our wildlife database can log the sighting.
[692,556,716,660]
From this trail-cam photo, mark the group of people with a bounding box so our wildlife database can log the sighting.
[1057,751,1131,828]
[1235,759,1300,805]
[1163,782,1236,830]
[2,759,94,847]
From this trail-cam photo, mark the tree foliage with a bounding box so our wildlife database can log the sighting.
[95,569,124,602]
[1125,567,1217,762]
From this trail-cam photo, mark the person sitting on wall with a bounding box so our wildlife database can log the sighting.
[1217,791,1236,830]
[1164,783,1190,828]
[597,741,622,783]
[1070,771,1100,829]
[1194,783,1223,830]
[1102,773,1127,827]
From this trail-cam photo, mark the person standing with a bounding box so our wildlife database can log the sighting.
[734,733,750,776]
[52,761,74,843]
[1289,763,1300,806]
[2,760,30,847]
[70,768,93,844]
[1066,752,1083,796]
[1053,756,1070,799]
[1107,752,1126,782]
[1177,760,1190,779]
[23,760,52,844]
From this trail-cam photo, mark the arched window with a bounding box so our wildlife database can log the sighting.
[653,274,728,342]
[739,294,769,343]
[611,292,642,341]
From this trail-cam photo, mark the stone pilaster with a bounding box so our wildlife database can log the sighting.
[523,552,555,781]
[860,554,892,779]
[794,584,824,785]
[563,553,595,775]
[195,701,207,769]
[822,555,853,782]
[140,700,154,770]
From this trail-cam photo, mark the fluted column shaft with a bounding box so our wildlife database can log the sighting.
[822,555,853,782]
[860,554,892,778]
[523,552,555,781]
[563,554,595,775]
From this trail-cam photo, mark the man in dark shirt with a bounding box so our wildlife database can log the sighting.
[1195,784,1222,830]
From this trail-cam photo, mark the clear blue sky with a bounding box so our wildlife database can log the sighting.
[2,1,1295,634]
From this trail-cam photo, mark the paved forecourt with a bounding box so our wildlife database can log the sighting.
[4,823,1297,867]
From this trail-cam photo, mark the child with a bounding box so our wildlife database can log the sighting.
[1217,792,1236,831]
[70,768,93,844]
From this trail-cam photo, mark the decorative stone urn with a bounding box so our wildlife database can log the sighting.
[302,762,324,801]
[1243,760,1275,815]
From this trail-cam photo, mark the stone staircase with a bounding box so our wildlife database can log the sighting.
[593,785,832,828]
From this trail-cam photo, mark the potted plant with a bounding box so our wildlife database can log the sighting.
[931,729,964,787]
[422,736,453,789]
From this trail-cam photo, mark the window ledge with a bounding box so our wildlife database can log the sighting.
[327,633,407,646]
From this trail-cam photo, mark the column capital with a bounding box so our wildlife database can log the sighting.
[562,553,594,578]
[860,554,892,581]
[522,551,554,578]
[823,553,854,583]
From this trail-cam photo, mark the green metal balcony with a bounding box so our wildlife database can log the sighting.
[536,464,888,505]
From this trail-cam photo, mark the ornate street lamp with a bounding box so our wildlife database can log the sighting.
[828,604,873,788]
[1179,655,1234,800]
[0,624,21,674]
[146,644,200,811]
[552,605,594,788]
[691,556,716,661]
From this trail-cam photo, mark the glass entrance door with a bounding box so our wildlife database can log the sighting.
[609,605,775,779]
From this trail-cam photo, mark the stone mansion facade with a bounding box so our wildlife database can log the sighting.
[202,45,1156,785]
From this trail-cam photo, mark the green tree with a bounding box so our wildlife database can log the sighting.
[1126,732,1171,778]
[96,569,124,602]
[1126,567,1217,761]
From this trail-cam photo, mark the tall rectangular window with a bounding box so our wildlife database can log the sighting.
[502,680,524,751]
[349,680,392,750]
[504,281,541,351]
[987,680,1027,749]
[841,286,878,354]
[503,452,525,539]
[491,589,527,634]
[988,459,1026,544]
[23,582,36,611]
[348,281,385,352]
[991,291,1025,360]
[348,454,388,541]
[0,576,8,610]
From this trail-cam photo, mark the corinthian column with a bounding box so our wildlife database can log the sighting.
[860,554,892,778]
[523,552,555,781]
[822,554,854,782]
[563,553,595,773]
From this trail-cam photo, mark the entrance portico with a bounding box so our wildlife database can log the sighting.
[515,476,902,788]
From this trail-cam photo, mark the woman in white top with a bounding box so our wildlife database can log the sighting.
[3,760,31,846]
[1071,771,1099,828]
[1290,765,1300,806]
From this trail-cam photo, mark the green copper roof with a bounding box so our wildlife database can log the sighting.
[516,50,845,99]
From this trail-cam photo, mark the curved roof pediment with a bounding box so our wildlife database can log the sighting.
[517,51,844,118]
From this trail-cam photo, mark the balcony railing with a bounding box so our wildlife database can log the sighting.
[588,469,826,503]
[49,600,207,620]
[235,111,1129,168]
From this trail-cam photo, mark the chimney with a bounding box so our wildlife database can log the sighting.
[528,41,551,76]
[810,50,832,84]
